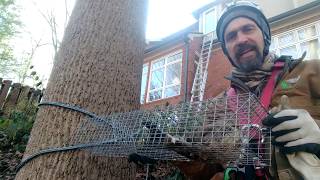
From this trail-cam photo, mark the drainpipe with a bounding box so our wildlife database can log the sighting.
[183,36,190,102]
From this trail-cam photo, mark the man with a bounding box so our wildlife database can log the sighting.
[214,1,320,179]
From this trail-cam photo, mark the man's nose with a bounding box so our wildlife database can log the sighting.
[236,32,249,44]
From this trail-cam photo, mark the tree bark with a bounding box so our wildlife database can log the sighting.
[15,0,147,179]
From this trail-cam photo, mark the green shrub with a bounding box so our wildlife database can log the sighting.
[166,169,185,180]
[0,100,37,152]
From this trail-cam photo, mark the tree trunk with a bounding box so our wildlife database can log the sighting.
[15,0,147,179]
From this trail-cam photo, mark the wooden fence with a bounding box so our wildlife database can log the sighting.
[0,78,43,116]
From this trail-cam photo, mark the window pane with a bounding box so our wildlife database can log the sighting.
[298,26,317,40]
[147,51,183,102]
[204,9,216,34]
[269,38,278,54]
[140,73,148,104]
[164,85,180,98]
[150,69,164,90]
[149,90,162,101]
[280,46,298,58]
[152,59,164,69]
[166,63,181,86]
[140,64,149,104]
[167,52,182,63]
[301,39,320,59]
[167,55,175,63]
[270,42,275,52]
[142,64,148,74]
[278,32,294,47]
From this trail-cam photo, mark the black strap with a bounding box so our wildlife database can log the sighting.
[39,101,100,119]
[16,102,105,172]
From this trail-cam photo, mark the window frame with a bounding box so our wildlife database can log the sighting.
[202,7,218,34]
[147,50,183,102]
[270,21,320,60]
[140,63,149,104]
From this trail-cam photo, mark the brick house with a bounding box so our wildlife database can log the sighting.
[140,0,320,109]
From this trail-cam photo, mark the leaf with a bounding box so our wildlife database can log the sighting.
[30,71,37,76]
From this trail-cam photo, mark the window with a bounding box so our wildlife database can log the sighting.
[148,52,182,102]
[270,22,320,60]
[140,64,149,104]
[203,8,217,34]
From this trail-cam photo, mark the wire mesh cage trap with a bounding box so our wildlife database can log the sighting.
[69,93,271,168]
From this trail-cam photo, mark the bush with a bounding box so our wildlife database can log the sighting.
[0,100,37,152]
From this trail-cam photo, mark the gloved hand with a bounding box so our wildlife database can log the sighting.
[263,109,320,157]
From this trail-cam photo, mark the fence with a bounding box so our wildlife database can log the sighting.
[0,78,43,116]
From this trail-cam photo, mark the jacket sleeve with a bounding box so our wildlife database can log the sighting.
[309,60,320,127]
[309,60,320,98]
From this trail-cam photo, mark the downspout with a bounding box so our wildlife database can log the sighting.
[183,36,190,102]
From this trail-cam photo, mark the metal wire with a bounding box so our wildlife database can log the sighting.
[66,92,272,167]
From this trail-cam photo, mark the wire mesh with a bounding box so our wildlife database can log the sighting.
[70,93,271,167]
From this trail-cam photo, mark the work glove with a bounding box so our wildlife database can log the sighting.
[262,109,320,157]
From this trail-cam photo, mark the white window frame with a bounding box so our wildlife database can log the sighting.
[147,50,183,102]
[270,21,320,59]
[202,7,218,34]
[140,63,149,104]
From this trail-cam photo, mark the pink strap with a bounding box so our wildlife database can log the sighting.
[227,61,284,108]
[260,62,285,109]
[227,62,285,125]
[227,87,236,97]
[226,62,285,142]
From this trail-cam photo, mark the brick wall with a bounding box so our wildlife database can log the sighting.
[141,37,232,110]
[204,47,232,99]
[185,36,203,102]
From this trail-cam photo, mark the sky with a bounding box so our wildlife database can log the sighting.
[147,0,214,40]
[11,0,214,86]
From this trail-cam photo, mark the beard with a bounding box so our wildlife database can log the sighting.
[233,43,263,72]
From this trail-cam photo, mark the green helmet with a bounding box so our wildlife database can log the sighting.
[216,1,271,68]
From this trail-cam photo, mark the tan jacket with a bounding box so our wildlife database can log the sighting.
[271,59,320,121]
[270,59,320,179]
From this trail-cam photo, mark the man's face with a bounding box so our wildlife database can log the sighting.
[224,17,265,72]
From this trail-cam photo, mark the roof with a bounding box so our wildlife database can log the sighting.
[268,0,320,24]
[145,23,198,53]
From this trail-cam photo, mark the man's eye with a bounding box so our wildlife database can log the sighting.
[243,26,254,33]
[226,32,236,41]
